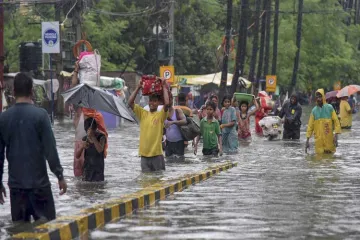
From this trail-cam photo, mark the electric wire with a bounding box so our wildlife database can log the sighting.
[2,0,62,4]
[89,7,168,18]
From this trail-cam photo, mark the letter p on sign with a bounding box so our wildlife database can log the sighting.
[160,66,175,84]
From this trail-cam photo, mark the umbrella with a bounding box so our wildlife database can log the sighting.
[62,83,137,123]
[325,90,338,100]
[336,85,360,98]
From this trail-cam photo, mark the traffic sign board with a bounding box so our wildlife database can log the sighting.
[265,75,277,92]
[160,66,175,83]
[164,70,172,79]
[42,22,60,54]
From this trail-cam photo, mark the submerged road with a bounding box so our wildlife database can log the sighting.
[1,107,360,239]
[90,110,360,239]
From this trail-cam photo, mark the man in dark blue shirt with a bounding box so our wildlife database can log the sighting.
[0,73,67,222]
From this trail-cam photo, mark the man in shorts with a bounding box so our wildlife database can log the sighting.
[128,78,170,172]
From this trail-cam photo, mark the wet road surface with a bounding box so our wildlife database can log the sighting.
[1,107,360,239]
[89,110,360,239]
[0,116,230,239]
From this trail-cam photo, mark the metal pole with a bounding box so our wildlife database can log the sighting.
[271,0,280,75]
[290,0,304,93]
[0,0,4,112]
[263,0,271,77]
[232,0,249,95]
[169,0,175,66]
[219,0,233,103]
[256,0,267,89]
[155,0,160,75]
[50,55,54,124]
[249,0,261,94]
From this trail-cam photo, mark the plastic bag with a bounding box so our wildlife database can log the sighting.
[75,112,86,141]
[78,50,101,86]
[260,96,275,111]
[259,116,282,138]
[99,76,125,89]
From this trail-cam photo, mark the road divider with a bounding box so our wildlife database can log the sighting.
[13,161,237,240]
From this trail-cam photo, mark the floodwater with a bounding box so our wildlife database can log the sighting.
[89,109,360,240]
[0,113,231,239]
[1,107,360,240]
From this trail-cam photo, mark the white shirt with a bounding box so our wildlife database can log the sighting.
[144,105,164,112]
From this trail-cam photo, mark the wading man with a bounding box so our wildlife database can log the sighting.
[279,94,302,140]
[128,78,170,172]
[0,73,67,222]
[305,89,341,154]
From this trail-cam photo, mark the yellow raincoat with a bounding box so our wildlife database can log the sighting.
[306,89,341,154]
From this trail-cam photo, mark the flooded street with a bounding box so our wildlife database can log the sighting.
[1,107,360,239]
[90,108,360,240]
[0,113,231,239]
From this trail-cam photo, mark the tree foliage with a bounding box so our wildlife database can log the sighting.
[3,0,360,92]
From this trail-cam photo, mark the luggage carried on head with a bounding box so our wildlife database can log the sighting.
[258,91,274,111]
[234,93,254,103]
[141,75,164,96]
[73,40,101,87]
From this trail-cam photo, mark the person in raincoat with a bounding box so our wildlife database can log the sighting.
[339,96,352,129]
[278,93,302,140]
[305,89,341,154]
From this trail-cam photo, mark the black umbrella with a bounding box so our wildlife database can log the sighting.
[62,84,137,123]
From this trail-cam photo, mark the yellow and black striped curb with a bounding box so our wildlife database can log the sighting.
[12,161,237,240]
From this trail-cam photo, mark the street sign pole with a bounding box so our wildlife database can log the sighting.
[50,56,54,124]
[42,21,60,125]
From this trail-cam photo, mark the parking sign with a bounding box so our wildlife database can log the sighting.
[266,75,277,92]
[160,66,175,83]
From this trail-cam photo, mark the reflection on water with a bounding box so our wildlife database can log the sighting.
[89,110,360,239]
[0,116,230,239]
[1,107,360,239]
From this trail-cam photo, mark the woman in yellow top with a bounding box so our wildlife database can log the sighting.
[305,89,341,154]
[339,96,352,129]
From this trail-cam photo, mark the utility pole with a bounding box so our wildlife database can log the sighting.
[290,0,304,94]
[55,2,63,74]
[256,0,267,91]
[168,0,175,66]
[155,0,160,75]
[263,0,271,77]
[231,0,249,95]
[219,0,233,103]
[73,0,82,43]
[0,0,4,112]
[271,0,279,75]
[249,0,261,94]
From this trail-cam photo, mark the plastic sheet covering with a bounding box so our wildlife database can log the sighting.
[259,116,283,138]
